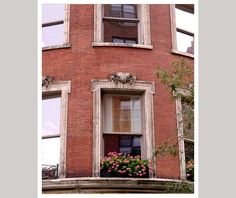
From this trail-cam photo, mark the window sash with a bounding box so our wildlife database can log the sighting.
[106,4,137,19]
[103,94,142,134]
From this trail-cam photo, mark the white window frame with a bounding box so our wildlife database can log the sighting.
[42,80,71,178]
[175,88,194,180]
[93,4,153,49]
[42,4,70,50]
[170,4,194,58]
[91,79,156,178]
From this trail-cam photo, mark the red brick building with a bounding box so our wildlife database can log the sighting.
[42,4,194,193]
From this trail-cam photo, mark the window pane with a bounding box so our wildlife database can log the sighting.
[104,4,137,19]
[131,97,141,133]
[184,141,194,164]
[103,95,141,133]
[42,4,65,23]
[42,137,60,165]
[182,101,194,140]
[112,96,131,132]
[104,20,138,43]
[103,134,141,156]
[112,38,125,43]
[42,97,61,136]
[123,5,137,18]
[42,24,65,47]
[120,136,132,147]
[176,31,194,54]
[175,8,194,33]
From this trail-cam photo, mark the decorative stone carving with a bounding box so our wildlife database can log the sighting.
[42,75,54,88]
[110,72,136,85]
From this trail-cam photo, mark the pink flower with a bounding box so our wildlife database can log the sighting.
[139,174,143,176]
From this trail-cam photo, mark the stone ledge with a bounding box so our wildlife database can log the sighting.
[42,177,194,194]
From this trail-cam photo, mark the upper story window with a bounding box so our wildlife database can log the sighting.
[171,4,194,57]
[93,4,152,49]
[103,4,138,44]
[42,4,70,49]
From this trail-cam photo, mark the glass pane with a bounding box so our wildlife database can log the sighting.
[42,24,65,47]
[112,96,131,132]
[42,137,60,165]
[103,134,120,155]
[104,4,137,19]
[120,136,132,147]
[103,134,141,156]
[184,141,194,164]
[176,31,194,54]
[175,7,194,33]
[42,4,65,23]
[131,97,141,133]
[182,101,194,140]
[103,95,141,133]
[112,38,125,43]
[123,5,136,18]
[42,97,61,136]
[104,20,138,43]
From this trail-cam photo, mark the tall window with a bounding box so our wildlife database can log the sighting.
[42,4,69,48]
[103,4,138,44]
[176,91,194,181]
[102,94,142,156]
[181,99,194,181]
[171,4,194,56]
[93,4,152,48]
[42,80,71,179]
[42,94,61,179]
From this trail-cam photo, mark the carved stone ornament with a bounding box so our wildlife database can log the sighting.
[42,75,54,88]
[110,72,136,85]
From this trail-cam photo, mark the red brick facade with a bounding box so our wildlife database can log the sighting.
[42,4,194,179]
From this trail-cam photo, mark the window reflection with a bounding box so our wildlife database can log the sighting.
[176,32,194,55]
[103,4,139,44]
[175,5,194,55]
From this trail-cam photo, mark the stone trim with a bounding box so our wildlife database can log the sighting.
[92,42,153,49]
[42,177,194,193]
[91,79,156,178]
[94,4,152,48]
[42,81,71,178]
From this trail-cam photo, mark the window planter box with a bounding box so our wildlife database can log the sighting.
[100,152,150,178]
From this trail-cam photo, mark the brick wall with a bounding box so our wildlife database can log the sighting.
[42,4,194,179]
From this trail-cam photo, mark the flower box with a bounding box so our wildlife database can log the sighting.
[100,152,149,178]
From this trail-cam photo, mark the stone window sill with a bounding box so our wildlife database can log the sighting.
[42,43,71,51]
[92,42,153,50]
[171,49,194,59]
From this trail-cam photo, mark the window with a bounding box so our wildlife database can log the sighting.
[176,90,194,181]
[102,94,142,156]
[170,4,194,56]
[42,80,71,179]
[42,4,70,48]
[92,77,155,177]
[42,94,61,179]
[103,4,138,44]
[93,4,152,49]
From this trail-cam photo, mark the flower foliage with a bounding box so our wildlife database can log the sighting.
[100,152,149,178]
[186,159,194,181]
